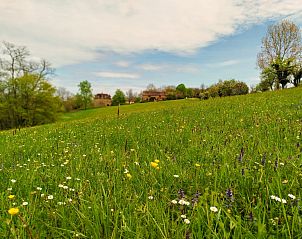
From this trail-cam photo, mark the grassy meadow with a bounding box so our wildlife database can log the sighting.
[0,87,302,238]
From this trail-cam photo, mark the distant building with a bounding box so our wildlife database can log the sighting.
[142,90,166,101]
[93,93,112,107]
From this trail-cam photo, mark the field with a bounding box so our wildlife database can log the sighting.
[0,88,302,238]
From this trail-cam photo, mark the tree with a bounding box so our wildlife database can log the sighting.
[176,83,187,98]
[112,89,126,106]
[257,20,302,89]
[0,42,59,130]
[291,64,302,87]
[146,83,157,91]
[78,80,93,110]
[126,89,134,104]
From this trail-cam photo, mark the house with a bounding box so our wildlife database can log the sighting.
[142,90,166,101]
[93,93,112,107]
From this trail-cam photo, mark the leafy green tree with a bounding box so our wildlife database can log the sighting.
[291,64,302,87]
[176,83,187,98]
[78,80,93,110]
[112,89,126,106]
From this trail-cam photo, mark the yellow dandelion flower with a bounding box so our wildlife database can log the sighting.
[8,208,19,215]
[151,162,158,168]
[8,195,15,199]
[195,163,201,167]
[156,167,160,170]
[126,173,132,179]
[154,159,160,163]
[282,179,288,184]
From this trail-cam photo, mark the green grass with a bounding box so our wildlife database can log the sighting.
[0,88,301,238]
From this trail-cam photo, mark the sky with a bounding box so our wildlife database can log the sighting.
[0,0,302,95]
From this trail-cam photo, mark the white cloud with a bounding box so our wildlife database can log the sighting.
[95,71,139,79]
[206,60,240,67]
[137,64,165,71]
[115,61,131,67]
[0,1,302,67]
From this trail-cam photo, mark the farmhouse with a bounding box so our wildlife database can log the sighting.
[94,93,112,106]
[142,90,166,101]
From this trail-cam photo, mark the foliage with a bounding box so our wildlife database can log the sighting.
[206,79,249,98]
[0,88,301,238]
[78,80,93,110]
[176,83,187,98]
[112,89,126,106]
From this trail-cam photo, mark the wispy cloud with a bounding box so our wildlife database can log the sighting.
[0,1,301,67]
[137,64,165,71]
[95,71,140,79]
[114,61,131,67]
[205,59,240,67]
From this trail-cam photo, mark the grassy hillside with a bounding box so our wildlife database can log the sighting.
[0,88,301,238]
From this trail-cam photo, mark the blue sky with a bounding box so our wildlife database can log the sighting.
[0,1,301,95]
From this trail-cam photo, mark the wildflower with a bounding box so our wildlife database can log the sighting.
[126,173,132,179]
[282,179,288,184]
[151,162,158,168]
[134,162,139,165]
[11,179,16,183]
[184,201,190,206]
[171,200,178,204]
[275,197,281,202]
[226,188,234,201]
[68,198,73,202]
[8,195,15,199]
[184,219,190,224]
[281,199,287,204]
[58,184,64,188]
[181,214,186,219]
[8,208,19,215]
[66,176,72,180]
[195,163,201,167]
[63,186,69,190]
[173,175,179,178]
[41,194,45,197]
[178,189,185,199]
[22,202,28,206]
[191,191,201,205]
[210,206,218,212]
[58,202,63,205]
[47,195,54,200]
[288,194,296,200]
[148,196,154,200]
[37,187,42,191]
[178,199,186,205]
[124,169,129,174]
[270,195,276,200]
[7,188,12,191]
[154,159,160,163]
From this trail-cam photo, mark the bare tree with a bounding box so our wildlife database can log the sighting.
[146,83,157,91]
[0,41,53,81]
[126,89,134,103]
[257,20,302,89]
[257,20,302,69]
